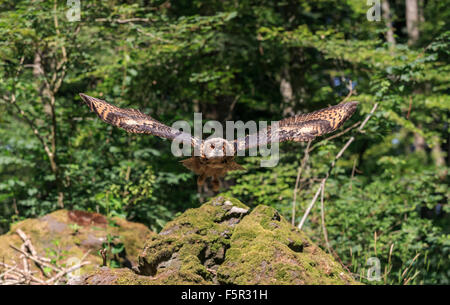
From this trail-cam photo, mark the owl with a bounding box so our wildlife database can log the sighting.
[79,93,358,191]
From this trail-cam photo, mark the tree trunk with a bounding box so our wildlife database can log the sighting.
[431,136,447,179]
[406,0,420,45]
[280,67,294,117]
[418,0,425,23]
[406,1,425,159]
[32,52,64,208]
[413,130,426,152]
[382,0,396,46]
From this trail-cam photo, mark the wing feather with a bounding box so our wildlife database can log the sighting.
[79,93,200,147]
[234,102,358,152]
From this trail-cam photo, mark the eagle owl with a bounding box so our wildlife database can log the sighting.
[79,93,358,191]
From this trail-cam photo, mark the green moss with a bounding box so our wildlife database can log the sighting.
[77,196,359,285]
[217,205,357,285]
[135,196,248,284]
[81,268,156,285]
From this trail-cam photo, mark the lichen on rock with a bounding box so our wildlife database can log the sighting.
[75,196,358,285]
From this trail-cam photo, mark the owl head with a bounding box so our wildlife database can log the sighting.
[202,137,234,159]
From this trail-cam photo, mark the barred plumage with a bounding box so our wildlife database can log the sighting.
[80,93,358,191]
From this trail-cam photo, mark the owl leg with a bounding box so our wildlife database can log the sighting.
[197,174,206,188]
[211,176,220,192]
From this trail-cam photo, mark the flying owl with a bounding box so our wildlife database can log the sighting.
[79,93,358,191]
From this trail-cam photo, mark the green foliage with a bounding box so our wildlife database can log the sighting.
[101,234,125,268]
[312,162,449,284]
[44,239,69,273]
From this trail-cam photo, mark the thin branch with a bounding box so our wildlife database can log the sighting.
[0,261,46,285]
[9,244,63,273]
[298,180,324,230]
[309,120,361,153]
[53,0,67,72]
[349,158,357,190]
[404,271,420,285]
[359,103,378,131]
[225,95,241,121]
[95,17,154,24]
[341,80,354,103]
[406,96,413,119]
[2,230,91,285]
[20,243,30,284]
[136,28,172,43]
[298,103,378,230]
[16,229,40,259]
[401,253,420,279]
[320,181,332,254]
[4,94,55,166]
[45,261,90,285]
[0,265,17,279]
[291,140,312,225]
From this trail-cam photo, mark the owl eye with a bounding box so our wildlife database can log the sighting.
[210,144,215,149]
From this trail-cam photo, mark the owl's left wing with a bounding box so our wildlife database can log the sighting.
[79,93,201,148]
[234,102,358,152]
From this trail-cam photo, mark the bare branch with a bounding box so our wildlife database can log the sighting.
[291,140,312,225]
[16,229,40,259]
[407,96,413,119]
[298,103,379,230]
[349,158,357,190]
[137,28,172,43]
[2,231,91,285]
[298,180,324,230]
[309,120,361,153]
[341,80,354,103]
[4,94,55,169]
[9,244,63,273]
[45,261,90,285]
[320,181,332,254]
[95,17,154,24]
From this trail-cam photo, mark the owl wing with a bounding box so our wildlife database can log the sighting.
[79,93,201,148]
[234,102,358,152]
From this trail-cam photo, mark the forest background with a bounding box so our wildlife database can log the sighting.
[0,0,448,284]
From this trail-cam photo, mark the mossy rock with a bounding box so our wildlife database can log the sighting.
[76,196,358,285]
[216,205,355,284]
[134,196,250,284]
[72,267,156,285]
[0,209,154,276]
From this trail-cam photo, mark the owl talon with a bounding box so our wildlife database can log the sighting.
[197,175,206,187]
[212,177,220,192]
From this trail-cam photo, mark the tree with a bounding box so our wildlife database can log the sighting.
[406,0,420,45]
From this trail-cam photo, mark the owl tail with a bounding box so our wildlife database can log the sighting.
[180,157,202,174]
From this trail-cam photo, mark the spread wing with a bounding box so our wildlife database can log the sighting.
[79,93,200,148]
[234,102,358,152]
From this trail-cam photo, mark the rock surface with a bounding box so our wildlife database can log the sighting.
[77,196,357,285]
[0,209,153,276]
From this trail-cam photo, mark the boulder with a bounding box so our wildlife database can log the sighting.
[0,209,154,278]
[77,196,357,285]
